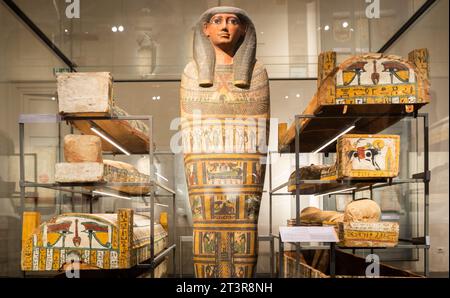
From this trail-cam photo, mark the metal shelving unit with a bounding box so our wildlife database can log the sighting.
[18,113,177,278]
[269,113,431,277]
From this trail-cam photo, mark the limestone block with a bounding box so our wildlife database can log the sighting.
[57,72,113,114]
[64,134,103,163]
[55,162,104,182]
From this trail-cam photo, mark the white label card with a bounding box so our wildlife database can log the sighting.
[279,226,339,243]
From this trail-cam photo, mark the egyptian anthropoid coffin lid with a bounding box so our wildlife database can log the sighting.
[193,6,256,88]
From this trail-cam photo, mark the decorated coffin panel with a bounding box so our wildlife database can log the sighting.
[21,210,168,271]
[184,155,265,189]
[23,214,120,271]
[43,216,113,250]
[335,56,420,105]
[337,134,400,178]
[338,221,399,247]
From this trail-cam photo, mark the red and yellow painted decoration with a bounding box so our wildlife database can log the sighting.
[181,62,270,277]
[286,134,400,193]
[21,209,167,271]
[320,49,430,107]
[337,134,400,179]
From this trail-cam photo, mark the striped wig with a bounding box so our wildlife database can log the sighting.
[193,6,257,88]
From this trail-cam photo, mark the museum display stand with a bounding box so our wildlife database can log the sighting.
[18,113,177,278]
[269,49,431,278]
[270,112,430,277]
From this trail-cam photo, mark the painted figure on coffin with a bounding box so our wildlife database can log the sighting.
[340,135,399,173]
[180,6,270,278]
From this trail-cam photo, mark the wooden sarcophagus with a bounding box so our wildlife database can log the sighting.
[283,250,422,278]
[180,7,270,278]
[21,209,168,273]
[279,49,429,153]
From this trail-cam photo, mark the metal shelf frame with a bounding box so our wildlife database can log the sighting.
[268,113,430,277]
[18,113,177,278]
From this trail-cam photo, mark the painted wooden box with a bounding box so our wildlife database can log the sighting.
[337,221,399,247]
[21,209,168,271]
[287,134,399,195]
[336,134,400,179]
[282,250,422,278]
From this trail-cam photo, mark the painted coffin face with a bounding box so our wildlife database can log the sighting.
[203,13,245,51]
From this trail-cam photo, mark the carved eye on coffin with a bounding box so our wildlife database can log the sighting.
[342,61,367,86]
[381,61,410,84]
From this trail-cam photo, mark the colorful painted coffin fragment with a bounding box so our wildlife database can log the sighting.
[278,49,429,152]
[180,7,269,277]
[336,134,400,179]
[337,221,399,248]
[288,134,400,195]
[335,53,428,105]
[21,209,168,271]
[315,49,429,110]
